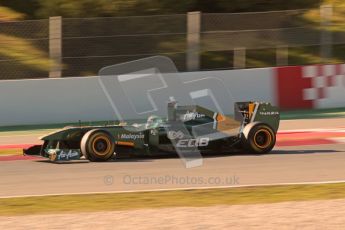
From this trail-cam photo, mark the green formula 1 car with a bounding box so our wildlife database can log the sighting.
[24,101,280,162]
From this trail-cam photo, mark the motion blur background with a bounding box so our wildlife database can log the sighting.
[1,0,345,79]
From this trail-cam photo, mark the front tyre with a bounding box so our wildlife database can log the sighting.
[81,129,115,162]
[242,123,276,154]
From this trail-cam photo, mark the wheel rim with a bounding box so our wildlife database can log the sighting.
[92,136,111,156]
[253,129,272,149]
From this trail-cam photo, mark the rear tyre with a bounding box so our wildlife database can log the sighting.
[242,123,276,154]
[81,129,115,162]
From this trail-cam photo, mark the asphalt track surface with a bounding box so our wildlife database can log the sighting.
[0,118,344,198]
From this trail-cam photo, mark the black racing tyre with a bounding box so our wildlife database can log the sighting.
[81,129,115,162]
[242,123,276,154]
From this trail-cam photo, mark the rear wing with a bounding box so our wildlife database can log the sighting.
[235,102,280,133]
[167,101,223,123]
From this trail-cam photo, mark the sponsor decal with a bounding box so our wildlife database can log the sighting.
[176,138,209,148]
[47,149,80,161]
[167,131,184,140]
[276,66,313,109]
[159,124,170,128]
[57,150,79,160]
[277,64,345,109]
[181,111,205,121]
[150,129,158,135]
[120,133,145,140]
[259,111,279,116]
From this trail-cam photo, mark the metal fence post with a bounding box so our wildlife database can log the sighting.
[49,16,62,78]
[233,47,246,69]
[320,4,333,63]
[187,11,201,71]
[276,46,288,66]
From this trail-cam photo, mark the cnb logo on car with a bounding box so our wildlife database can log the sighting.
[181,111,205,122]
[176,138,209,148]
[167,131,184,140]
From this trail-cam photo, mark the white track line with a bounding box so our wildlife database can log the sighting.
[327,137,345,143]
[2,180,345,199]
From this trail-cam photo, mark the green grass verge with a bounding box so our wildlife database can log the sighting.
[281,107,345,120]
[1,183,345,216]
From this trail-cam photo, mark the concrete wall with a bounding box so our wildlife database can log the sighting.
[2,63,344,126]
[0,77,114,126]
[0,68,274,126]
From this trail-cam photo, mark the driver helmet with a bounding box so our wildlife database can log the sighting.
[146,115,163,129]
